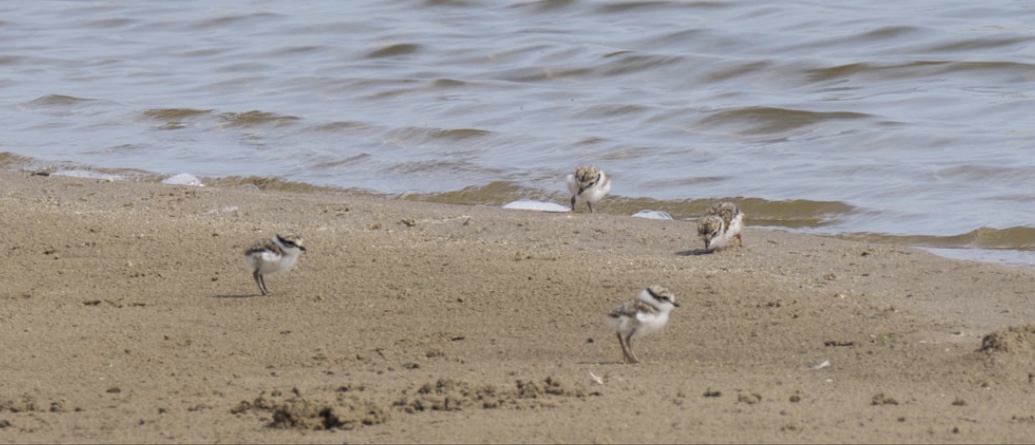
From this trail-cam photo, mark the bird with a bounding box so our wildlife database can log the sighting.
[566,166,611,213]
[607,285,679,364]
[242,234,306,296]
[697,201,743,252]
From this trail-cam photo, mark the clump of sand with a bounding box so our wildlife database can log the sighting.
[232,386,387,431]
[393,376,599,413]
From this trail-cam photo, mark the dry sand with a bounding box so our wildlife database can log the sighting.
[3,171,1035,444]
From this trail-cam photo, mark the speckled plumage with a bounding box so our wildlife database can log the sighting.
[697,201,744,251]
[243,234,306,296]
[566,166,611,213]
[607,285,679,364]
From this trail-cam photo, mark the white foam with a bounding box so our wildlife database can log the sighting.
[631,209,673,220]
[162,173,205,187]
[51,170,122,181]
[502,200,571,213]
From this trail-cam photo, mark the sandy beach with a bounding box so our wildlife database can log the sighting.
[2,171,1035,444]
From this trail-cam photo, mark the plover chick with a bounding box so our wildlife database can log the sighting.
[243,234,306,296]
[607,285,679,364]
[697,201,743,252]
[566,166,611,213]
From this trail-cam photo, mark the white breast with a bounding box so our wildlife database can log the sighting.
[633,311,670,338]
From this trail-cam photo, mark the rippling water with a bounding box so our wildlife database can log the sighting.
[3,1,1035,265]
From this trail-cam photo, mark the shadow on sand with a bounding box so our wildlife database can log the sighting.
[213,293,263,299]
[676,248,713,256]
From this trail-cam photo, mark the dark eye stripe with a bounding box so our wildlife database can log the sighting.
[646,286,673,301]
[277,235,301,247]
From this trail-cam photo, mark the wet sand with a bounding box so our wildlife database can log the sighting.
[3,171,1035,444]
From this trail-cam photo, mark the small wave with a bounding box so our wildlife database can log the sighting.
[51,170,123,181]
[86,18,138,29]
[923,35,1032,54]
[365,43,422,59]
[793,26,931,55]
[0,152,35,168]
[842,226,1035,251]
[941,60,1035,77]
[431,128,492,140]
[206,176,330,193]
[176,47,233,58]
[573,104,653,119]
[411,184,854,229]
[699,106,872,136]
[512,0,579,13]
[856,25,926,41]
[23,95,95,107]
[265,45,327,57]
[806,60,1035,85]
[413,181,558,206]
[190,12,283,30]
[596,53,683,77]
[431,78,476,88]
[382,126,492,144]
[216,62,278,74]
[594,1,699,14]
[423,0,473,6]
[700,60,775,84]
[921,247,1035,268]
[738,198,855,226]
[805,62,885,83]
[141,108,212,121]
[301,121,372,134]
[311,153,371,169]
[610,196,852,228]
[217,110,301,127]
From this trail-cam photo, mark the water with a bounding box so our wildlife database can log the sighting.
[3,0,1035,265]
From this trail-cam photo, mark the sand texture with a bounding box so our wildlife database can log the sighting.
[3,172,1035,444]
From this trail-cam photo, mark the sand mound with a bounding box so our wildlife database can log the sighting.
[971,324,1035,384]
[393,377,599,413]
[980,324,1035,354]
[231,386,387,431]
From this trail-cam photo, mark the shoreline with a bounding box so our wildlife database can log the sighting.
[5,157,1035,265]
[3,170,1035,443]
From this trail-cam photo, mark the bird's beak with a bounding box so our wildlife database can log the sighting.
[672,302,681,308]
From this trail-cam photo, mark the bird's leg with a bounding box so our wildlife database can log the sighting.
[624,334,640,364]
[254,270,268,296]
[616,332,633,363]
[570,195,577,212]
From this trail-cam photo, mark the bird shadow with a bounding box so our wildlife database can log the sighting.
[213,293,263,299]
[676,248,713,256]
[576,360,629,366]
